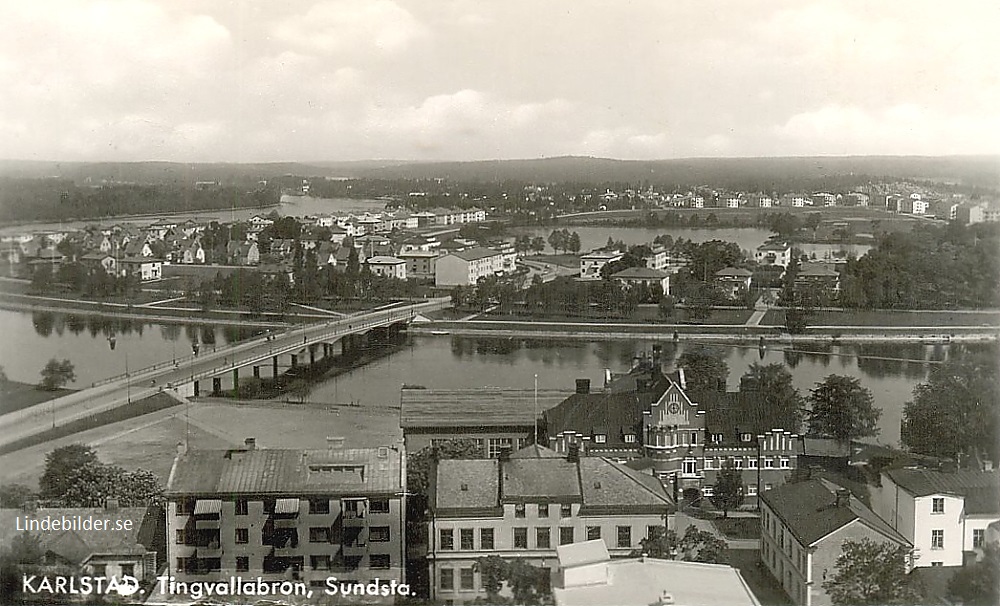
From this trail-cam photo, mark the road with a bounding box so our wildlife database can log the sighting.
[519,259,577,283]
[0,298,449,450]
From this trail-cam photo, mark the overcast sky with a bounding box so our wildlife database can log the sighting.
[2,0,998,162]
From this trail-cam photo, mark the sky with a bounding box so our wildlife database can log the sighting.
[1,0,999,163]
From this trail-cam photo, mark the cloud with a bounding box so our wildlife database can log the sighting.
[273,0,426,56]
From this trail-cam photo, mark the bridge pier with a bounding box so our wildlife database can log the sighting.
[273,356,279,377]
[323,343,330,357]
[194,380,200,397]
[253,365,260,379]
[232,368,239,397]
[212,377,222,395]
[309,344,316,365]
[291,354,298,368]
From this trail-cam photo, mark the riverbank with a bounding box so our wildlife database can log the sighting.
[0,380,76,415]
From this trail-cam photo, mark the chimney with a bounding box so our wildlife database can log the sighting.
[677,368,686,391]
[567,443,580,463]
[244,437,257,451]
[326,436,345,452]
[377,446,389,459]
[105,497,119,512]
[575,378,590,394]
[835,488,851,508]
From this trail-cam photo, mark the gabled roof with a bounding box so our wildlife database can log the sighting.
[884,469,999,501]
[0,507,153,565]
[544,391,654,449]
[449,247,500,261]
[757,241,790,251]
[167,447,402,496]
[761,479,909,547]
[510,444,562,459]
[691,390,799,445]
[503,458,582,501]
[611,267,669,280]
[715,267,752,277]
[434,459,499,510]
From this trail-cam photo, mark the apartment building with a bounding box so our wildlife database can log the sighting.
[428,446,672,604]
[760,479,910,606]
[435,248,504,286]
[165,440,406,592]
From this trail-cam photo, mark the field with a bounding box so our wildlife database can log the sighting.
[0,398,402,489]
[0,381,75,415]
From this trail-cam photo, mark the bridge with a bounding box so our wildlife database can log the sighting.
[0,298,450,450]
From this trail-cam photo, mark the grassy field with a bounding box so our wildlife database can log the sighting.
[0,381,75,415]
[713,517,761,540]
[762,309,1000,327]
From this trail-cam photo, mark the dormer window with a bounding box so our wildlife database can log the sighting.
[712,433,724,444]
[595,435,607,444]
[624,434,636,443]
[741,433,753,442]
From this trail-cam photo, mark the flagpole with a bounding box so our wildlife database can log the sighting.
[533,373,538,445]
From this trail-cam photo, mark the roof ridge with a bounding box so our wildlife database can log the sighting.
[601,457,670,504]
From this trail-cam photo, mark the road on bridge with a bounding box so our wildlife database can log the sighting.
[0,298,450,451]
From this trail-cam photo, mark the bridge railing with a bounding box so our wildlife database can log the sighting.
[90,299,449,387]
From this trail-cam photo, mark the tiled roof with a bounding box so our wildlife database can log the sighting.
[885,469,999,501]
[797,263,839,277]
[692,390,800,446]
[434,459,498,509]
[544,391,653,449]
[611,267,670,279]
[503,459,581,501]
[450,247,500,261]
[761,479,908,547]
[510,444,562,459]
[167,447,402,496]
[578,458,670,507]
[401,388,573,428]
[715,267,752,277]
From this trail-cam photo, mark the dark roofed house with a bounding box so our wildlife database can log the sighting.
[714,267,752,297]
[610,266,670,296]
[429,452,672,604]
[401,387,573,458]
[760,478,910,605]
[165,441,406,590]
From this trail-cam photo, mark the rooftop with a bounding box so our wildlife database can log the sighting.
[761,478,908,547]
[167,446,403,496]
[885,469,999,512]
[401,387,573,428]
[611,267,670,279]
[715,267,752,277]
[449,247,500,261]
[0,507,154,565]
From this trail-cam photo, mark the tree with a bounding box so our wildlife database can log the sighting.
[947,542,999,606]
[40,444,98,499]
[822,539,921,605]
[567,231,581,254]
[0,484,36,508]
[59,462,164,507]
[632,525,726,563]
[740,363,804,433]
[711,458,744,518]
[657,295,675,320]
[38,358,75,391]
[406,438,483,497]
[902,348,999,462]
[807,375,881,441]
[676,345,728,392]
[784,305,811,334]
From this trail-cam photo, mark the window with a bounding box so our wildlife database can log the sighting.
[176,499,194,515]
[748,458,758,469]
[369,498,390,514]
[624,434,636,443]
[587,526,602,541]
[236,528,249,544]
[712,433,724,444]
[702,485,714,497]
[175,558,186,571]
[561,503,572,518]
[121,564,134,578]
[765,483,773,491]
[560,527,575,545]
[235,499,248,516]
[931,561,943,567]
[538,504,549,518]
[236,557,249,572]
[370,554,390,569]
[460,528,474,550]
[175,529,185,545]
[311,555,330,570]
[439,529,454,551]
[647,526,659,539]
[487,438,512,458]
[536,527,551,549]
[779,458,790,469]
[690,432,698,445]
[515,503,526,518]
[617,526,632,548]
[683,459,697,475]
[514,527,528,549]
[460,568,475,591]
[440,569,454,591]
[370,526,390,542]
[732,457,744,469]
[931,530,944,550]
[263,499,275,514]
[974,529,985,548]
[595,434,607,443]
[741,433,753,442]
[747,484,758,496]
[704,458,713,470]
[480,528,494,550]
[932,498,944,514]
[764,458,774,469]
[309,498,329,515]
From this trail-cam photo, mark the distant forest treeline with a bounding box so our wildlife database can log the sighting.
[0,179,280,223]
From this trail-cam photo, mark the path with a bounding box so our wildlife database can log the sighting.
[745,294,769,326]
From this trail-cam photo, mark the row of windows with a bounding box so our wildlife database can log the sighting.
[176,497,390,516]
[177,526,392,545]
[700,484,759,497]
[513,503,573,518]
[177,554,392,572]
[439,566,551,592]
[440,525,655,551]
[703,457,790,470]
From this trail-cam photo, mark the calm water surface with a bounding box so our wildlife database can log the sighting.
[2,308,967,446]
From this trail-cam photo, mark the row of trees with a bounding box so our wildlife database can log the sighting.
[546,229,581,254]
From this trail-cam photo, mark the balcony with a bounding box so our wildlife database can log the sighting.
[195,518,220,529]
[274,517,299,529]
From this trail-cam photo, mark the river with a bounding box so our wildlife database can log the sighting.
[0,308,975,445]
[510,226,871,260]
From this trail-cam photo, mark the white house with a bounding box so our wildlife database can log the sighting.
[366,255,407,280]
[579,250,624,280]
[435,248,504,286]
[871,469,1000,567]
[755,242,792,268]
